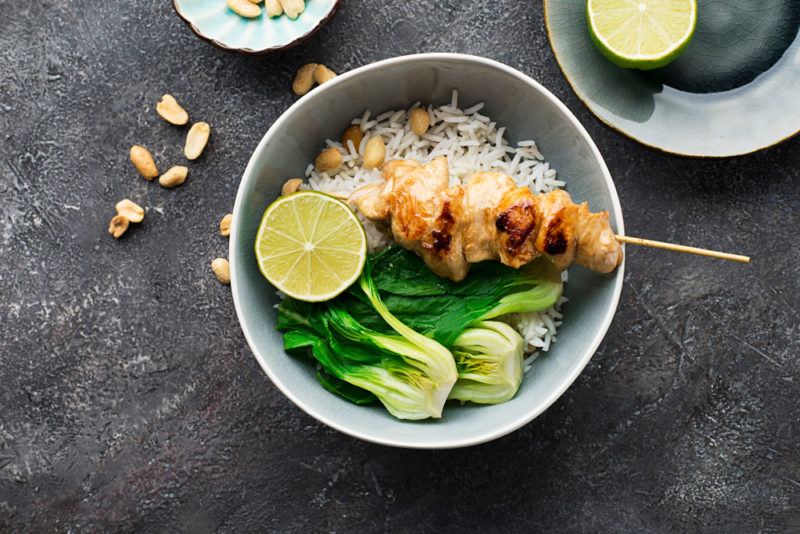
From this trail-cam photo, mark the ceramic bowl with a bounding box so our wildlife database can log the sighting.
[229,54,625,448]
[544,0,800,157]
[173,0,340,54]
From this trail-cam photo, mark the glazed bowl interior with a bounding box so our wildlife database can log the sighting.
[230,54,624,448]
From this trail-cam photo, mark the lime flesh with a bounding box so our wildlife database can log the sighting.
[255,191,367,302]
[587,0,697,70]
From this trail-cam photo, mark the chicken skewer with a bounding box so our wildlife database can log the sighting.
[344,156,620,281]
[309,156,749,281]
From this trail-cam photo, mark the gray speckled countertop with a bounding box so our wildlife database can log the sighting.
[1,1,799,532]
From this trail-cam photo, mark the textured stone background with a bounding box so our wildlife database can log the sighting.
[1,1,799,532]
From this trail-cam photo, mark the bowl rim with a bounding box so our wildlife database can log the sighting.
[172,0,341,55]
[229,53,625,449]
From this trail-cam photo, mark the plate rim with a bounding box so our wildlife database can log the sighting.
[542,0,800,158]
[172,0,341,55]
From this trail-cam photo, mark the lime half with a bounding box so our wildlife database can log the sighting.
[587,0,697,70]
[255,191,367,302]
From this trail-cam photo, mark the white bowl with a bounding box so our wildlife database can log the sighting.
[230,53,625,448]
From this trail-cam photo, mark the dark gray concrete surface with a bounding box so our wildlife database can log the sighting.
[1,1,798,532]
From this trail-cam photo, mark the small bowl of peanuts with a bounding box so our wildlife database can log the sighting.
[173,0,340,54]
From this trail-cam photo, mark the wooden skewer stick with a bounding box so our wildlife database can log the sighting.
[615,235,750,263]
[324,190,750,264]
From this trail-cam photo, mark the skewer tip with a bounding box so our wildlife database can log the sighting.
[615,234,750,264]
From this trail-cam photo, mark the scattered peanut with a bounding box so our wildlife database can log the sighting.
[130,145,159,180]
[264,0,283,16]
[155,94,189,126]
[281,178,303,196]
[108,215,129,239]
[278,0,305,19]
[363,137,386,169]
[219,214,233,237]
[115,199,145,223]
[292,63,318,96]
[314,147,342,172]
[211,258,231,284]
[313,65,337,85]
[409,108,431,137]
[227,0,261,18]
[340,125,364,153]
[158,165,189,188]
[185,122,211,160]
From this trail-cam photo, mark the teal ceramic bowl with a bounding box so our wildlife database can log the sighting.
[545,0,800,157]
[173,0,339,54]
[229,54,625,448]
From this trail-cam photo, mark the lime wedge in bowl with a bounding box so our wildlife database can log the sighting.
[587,0,697,70]
[255,191,367,302]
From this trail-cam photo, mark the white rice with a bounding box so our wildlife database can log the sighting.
[303,90,567,365]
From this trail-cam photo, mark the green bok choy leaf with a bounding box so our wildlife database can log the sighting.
[347,246,563,347]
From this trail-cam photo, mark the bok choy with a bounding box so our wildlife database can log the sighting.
[278,258,457,420]
[449,321,524,404]
[277,246,563,419]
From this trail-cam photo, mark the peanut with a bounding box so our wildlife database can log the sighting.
[292,63,317,96]
[281,178,303,196]
[314,147,342,172]
[363,137,386,169]
[130,145,158,180]
[313,64,337,85]
[158,165,189,188]
[264,0,283,16]
[227,0,261,18]
[115,199,145,223]
[409,108,431,137]
[211,258,231,284]
[340,125,364,153]
[278,0,305,19]
[108,215,129,238]
[219,213,233,237]
[156,94,189,126]
[185,122,210,160]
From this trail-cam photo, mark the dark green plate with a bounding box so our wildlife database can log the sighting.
[544,0,800,157]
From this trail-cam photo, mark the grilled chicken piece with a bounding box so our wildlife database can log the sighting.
[534,189,622,272]
[358,157,470,280]
[461,172,516,263]
[493,181,541,269]
[572,202,622,273]
[535,189,577,271]
[350,157,622,281]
